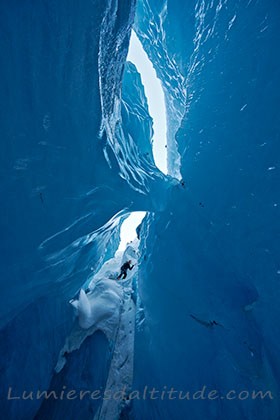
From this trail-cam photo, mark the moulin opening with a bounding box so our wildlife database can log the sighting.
[127,30,168,175]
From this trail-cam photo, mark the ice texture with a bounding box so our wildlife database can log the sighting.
[1,0,280,419]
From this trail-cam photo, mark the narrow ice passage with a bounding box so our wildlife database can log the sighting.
[113,27,171,278]
[56,27,169,419]
[1,1,279,419]
[56,241,139,417]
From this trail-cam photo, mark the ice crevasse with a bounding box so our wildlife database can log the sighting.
[0,1,280,420]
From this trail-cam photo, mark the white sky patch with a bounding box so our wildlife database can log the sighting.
[127,30,168,175]
[118,212,146,252]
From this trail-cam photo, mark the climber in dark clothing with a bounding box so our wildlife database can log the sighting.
[117,260,134,280]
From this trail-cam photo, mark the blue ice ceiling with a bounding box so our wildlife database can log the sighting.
[0,0,280,419]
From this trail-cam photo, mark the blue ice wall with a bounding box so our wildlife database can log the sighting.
[0,0,140,327]
[133,0,280,419]
[0,1,138,418]
[1,0,280,419]
[34,331,110,420]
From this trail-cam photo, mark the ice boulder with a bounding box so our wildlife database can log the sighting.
[70,280,123,330]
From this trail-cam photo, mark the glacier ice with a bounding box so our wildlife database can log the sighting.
[1,0,280,419]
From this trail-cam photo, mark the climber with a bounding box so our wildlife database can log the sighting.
[117,260,134,280]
